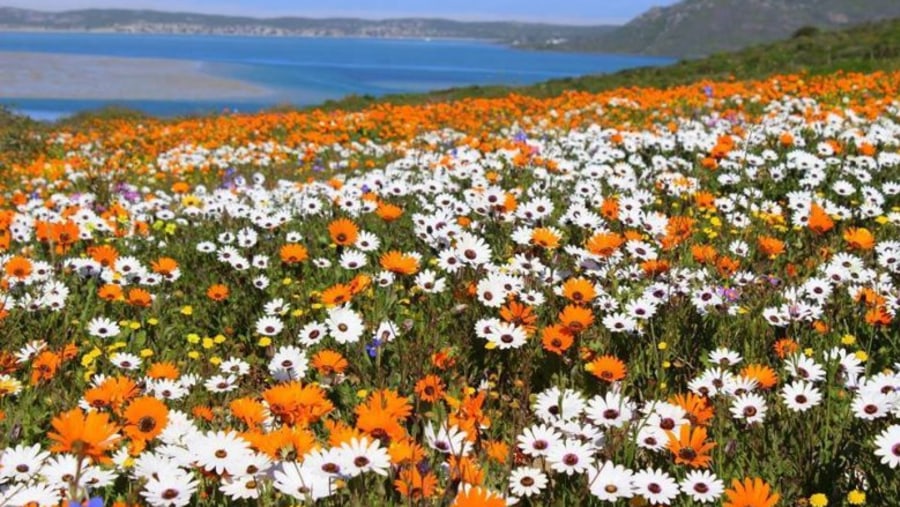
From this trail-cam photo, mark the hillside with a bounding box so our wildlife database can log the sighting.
[0,7,612,46]
[547,0,900,57]
[315,17,900,109]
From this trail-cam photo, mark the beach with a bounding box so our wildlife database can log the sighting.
[0,51,271,100]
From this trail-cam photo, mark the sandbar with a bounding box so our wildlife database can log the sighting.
[0,51,272,100]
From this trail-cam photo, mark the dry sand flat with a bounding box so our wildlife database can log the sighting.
[0,51,271,100]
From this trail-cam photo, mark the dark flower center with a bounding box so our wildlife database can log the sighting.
[138,416,157,433]
[679,448,697,460]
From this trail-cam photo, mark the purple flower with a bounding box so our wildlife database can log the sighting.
[366,339,383,358]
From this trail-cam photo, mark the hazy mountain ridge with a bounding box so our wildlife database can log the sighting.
[0,7,614,45]
[548,0,900,57]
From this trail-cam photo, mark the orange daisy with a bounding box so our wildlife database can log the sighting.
[541,324,574,355]
[280,244,309,264]
[723,477,780,507]
[206,284,229,301]
[48,408,121,463]
[414,375,445,403]
[379,250,419,275]
[740,364,778,390]
[328,218,359,246]
[585,355,627,382]
[123,396,169,443]
[665,424,716,468]
[558,305,594,333]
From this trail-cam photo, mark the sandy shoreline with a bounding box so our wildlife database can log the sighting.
[0,51,272,100]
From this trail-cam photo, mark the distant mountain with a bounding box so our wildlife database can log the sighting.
[0,7,614,46]
[546,0,900,57]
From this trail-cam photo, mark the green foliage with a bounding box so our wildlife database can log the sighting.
[542,0,900,57]
[0,106,44,172]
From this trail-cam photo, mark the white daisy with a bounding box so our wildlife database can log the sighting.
[780,380,822,412]
[632,467,679,505]
[680,469,725,503]
[873,424,900,469]
[588,461,635,501]
[254,315,284,337]
[326,306,365,344]
[508,467,548,497]
[546,439,592,475]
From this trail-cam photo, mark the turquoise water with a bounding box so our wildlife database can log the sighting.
[0,33,673,119]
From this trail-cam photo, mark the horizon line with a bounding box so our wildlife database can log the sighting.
[0,4,628,26]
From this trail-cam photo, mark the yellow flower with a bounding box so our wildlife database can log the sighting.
[258,337,272,347]
[0,377,23,397]
[187,351,200,359]
[181,306,193,316]
[847,490,865,505]
[804,347,814,357]
[291,309,304,317]
[186,333,200,344]
[356,389,368,399]
[809,493,828,507]
[164,223,177,235]
[282,278,293,286]
[139,349,154,358]
[147,318,159,326]
[662,360,671,368]
[202,338,214,350]
[841,334,856,345]
[855,350,868,362]
[106,342,126,353]
[657,342,667,350]
[181,194,202,208]
[129,322,141,330]
[209,356,222,365]
[213,334,226,344]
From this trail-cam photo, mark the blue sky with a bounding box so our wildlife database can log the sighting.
[5,0,681,24]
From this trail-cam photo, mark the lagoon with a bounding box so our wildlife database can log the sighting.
[0,33,673,119]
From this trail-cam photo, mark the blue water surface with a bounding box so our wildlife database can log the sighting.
[0,32,673,119]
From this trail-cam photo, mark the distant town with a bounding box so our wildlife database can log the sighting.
[0,7,612,47]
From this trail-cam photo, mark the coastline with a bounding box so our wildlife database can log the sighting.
[0,51,272,100]
[0,28,502,45]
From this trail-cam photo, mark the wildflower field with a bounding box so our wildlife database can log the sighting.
[0,70,899,507]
